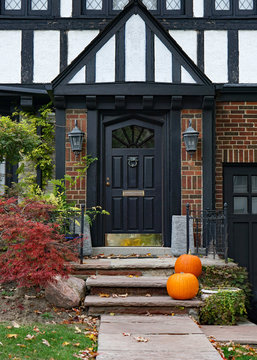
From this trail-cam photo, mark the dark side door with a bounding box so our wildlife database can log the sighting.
[224,165,257,306]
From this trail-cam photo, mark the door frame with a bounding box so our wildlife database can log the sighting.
[87,107,182,247]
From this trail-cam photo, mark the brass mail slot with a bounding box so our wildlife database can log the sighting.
[122,190,145,197]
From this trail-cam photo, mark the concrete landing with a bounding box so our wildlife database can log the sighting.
[201,323,257,344]
[96,315,222,360]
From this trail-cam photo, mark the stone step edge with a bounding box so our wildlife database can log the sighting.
[86,275,168,287]
[84,295,203,307]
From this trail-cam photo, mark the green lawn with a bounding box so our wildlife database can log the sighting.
[0,323,97,360]
[221,343,257,359]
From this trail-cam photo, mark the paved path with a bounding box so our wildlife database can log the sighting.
[96,315,222,360]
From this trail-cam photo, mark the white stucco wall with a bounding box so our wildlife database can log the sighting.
[193,0,204,17]
[69,66,86,83]
[204,31,228,83]
[33,31,60,83]
[125,15,146,81]
[239,31,257,83]
[68,30,99,64]
[0,31,21,83]
[169,30,197,63]
[0,161,5,195]
[96,35,116,82]
[155,35,172,82]
[181,67,196,83]
[60,0,72,17]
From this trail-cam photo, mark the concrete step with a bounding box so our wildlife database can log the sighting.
[92,247,173,256]
[84,295,203,315]
[86,275,168,296]
[71,258,176,278]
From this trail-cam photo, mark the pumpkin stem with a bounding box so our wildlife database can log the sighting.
[188,249,191,255]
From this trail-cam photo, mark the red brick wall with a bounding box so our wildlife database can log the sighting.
[216,101,257,209]
[65,109,87,205]
[181,110,203,215]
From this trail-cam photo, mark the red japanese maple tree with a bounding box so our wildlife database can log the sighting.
[0,198,78,288]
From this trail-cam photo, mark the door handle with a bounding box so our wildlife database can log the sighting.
[106,177,110,186]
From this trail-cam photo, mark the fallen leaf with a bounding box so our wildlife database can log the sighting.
[99,293,110,298]
[128,275,134,278]
[6,326,12,329]
[62,342,70,346]
[145,294,151,297]
[12,321,20,328]
[74,326,82,333]
[73,343,80,347]
[0,341,3,346]
[119,293,128,298]
[122,333,131,336]
[109,313,115,316]
[33,327,40,332]
[6,334,18,339]
[112,294,119,298]
[134,336,149,343]
[17,344,26,348]
[25,334,35,341]
[42,339,50,347]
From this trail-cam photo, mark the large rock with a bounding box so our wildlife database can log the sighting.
[45,275,86,309]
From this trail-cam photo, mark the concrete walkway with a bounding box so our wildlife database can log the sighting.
[96,315,222,360]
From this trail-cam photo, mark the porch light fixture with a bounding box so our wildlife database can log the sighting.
[68,120,85,157]
[182,120,199,156]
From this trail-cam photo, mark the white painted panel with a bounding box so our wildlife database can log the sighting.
[69,66,86,83]
[68,30,99,64]
[204,31,228,83]
[96,35,115,83]
[0,31,21,83]
[125,15,146,82]
[193,0,204,17]
[239,31,257,83]
[34,31,60,83]
[181,67,196,83]
[155,35,172,83]
[169,30,197,63]
[60,0,72,17]
[0,161,5,195]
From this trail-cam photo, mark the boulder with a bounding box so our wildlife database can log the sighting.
[45,275,86,309]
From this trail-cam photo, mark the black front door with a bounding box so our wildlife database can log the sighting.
[224,165,257,303]
[104,119,163,246]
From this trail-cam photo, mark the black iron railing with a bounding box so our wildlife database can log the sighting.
[50,205,86,264]
[186,203,228,263]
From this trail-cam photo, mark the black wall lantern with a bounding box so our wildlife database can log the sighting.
[68,120,85,157]
[182,120,199,156]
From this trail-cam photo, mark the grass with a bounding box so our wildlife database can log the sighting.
[221,343,257,359]
[0,323,97,360]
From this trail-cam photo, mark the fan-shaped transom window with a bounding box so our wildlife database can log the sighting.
[112,125,155,148]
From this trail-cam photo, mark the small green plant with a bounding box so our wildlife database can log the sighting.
[41,312,54,319]
[199,288,247,325]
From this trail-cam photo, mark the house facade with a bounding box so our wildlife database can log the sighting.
[1,0,257,306]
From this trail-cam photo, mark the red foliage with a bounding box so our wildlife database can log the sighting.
[0,197,78,288]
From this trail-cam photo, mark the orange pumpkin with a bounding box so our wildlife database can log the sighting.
[175,254,202,277]
[166,273,199,300]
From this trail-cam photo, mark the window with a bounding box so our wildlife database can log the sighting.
[2,0,53,15]
[212,0,256,15]
[82,0,188,16]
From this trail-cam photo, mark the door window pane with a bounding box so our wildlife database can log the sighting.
[112,125,154,148]
[113,0,129,10]
[86,0,102,10]
[252,176,257,193]
[166,0,181,10]
[31,0,48,10]
[5,0,21,10]
[252,197,257,214]
[234,197,248,214]
[239,0,253,10]
[215,0,230,10]
[233,175,248,193]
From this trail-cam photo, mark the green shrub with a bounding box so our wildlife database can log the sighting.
[199,289,247,325]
